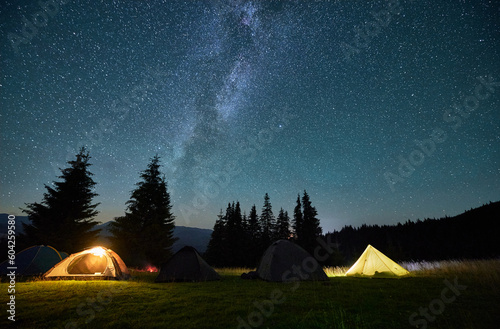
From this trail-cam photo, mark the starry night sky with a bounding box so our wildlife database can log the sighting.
[1,0,499,232]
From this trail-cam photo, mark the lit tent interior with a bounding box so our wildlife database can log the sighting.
[44,246,130,280]
[345,244,410,278]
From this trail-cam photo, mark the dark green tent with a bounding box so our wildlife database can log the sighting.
[0,245,66,276]
[257,240,328,282]
[155,246,220,282]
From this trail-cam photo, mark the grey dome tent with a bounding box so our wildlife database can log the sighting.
[0,245,67,276]
[257,240,328,282]
[155,246,220,282]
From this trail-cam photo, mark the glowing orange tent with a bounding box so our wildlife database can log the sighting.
[44,246,130,280]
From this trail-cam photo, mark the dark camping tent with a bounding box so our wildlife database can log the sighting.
[256,240,328,282]
[155,246,220,282]
[0,245,67,276]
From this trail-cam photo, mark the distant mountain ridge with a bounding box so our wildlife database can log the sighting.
[0,214,212,254]
[94,221,213,253]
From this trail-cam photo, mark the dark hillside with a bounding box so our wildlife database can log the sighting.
[325,201,500,265]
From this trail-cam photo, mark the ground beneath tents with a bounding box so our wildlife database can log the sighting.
[1,260,499,329]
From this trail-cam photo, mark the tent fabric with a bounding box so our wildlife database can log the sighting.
[155,246,220,282]
[0,245,66,276]
[345,244,410,278]
[67,253,107,274]
[44,246,130,280]
[256,240,328,282]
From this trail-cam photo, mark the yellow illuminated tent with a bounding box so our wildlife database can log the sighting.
[345,244,409,278]
[44,246,130,280]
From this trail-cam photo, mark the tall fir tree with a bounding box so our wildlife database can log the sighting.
[224,202,237,264]
[22,148,100,253]
[247,204,261,241]
[110,155,176,267]
[205,209,227,266]
[300,190,322,254]
[242,212,248,232]
[292,194,303,242]
[246,204,261,266]
[260,193,275,248]
[225,201,248,266]
[275,208,291,240]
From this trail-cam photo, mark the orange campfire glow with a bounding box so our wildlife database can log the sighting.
[144,265,158,272]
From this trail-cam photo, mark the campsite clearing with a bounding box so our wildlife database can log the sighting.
[1,259,499,329]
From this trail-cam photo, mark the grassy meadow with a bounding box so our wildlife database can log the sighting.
[1,259,499,329]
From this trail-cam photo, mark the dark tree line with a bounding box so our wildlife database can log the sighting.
[205,191,322,267]
[20,149,177,268]
[323,201,500,266]
[17,148,498,269]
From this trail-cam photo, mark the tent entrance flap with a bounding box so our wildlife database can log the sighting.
[67,254,108,274]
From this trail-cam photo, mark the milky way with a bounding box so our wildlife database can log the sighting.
[1,0,499,232]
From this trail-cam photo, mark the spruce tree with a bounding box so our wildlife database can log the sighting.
[225,201,247,266]
[260,193,275,248]
[242,212,248,232]
[22,148,100,253]
[224,202,237,264]
[275,208,291,240]
[110,155,176,267]
[246,204,261,266]
[247,204,260,242]
[292,194,303,242]
[301,190,322,254]
[205,209,226,266]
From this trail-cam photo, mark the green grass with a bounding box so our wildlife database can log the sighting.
[1,260,499,329]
